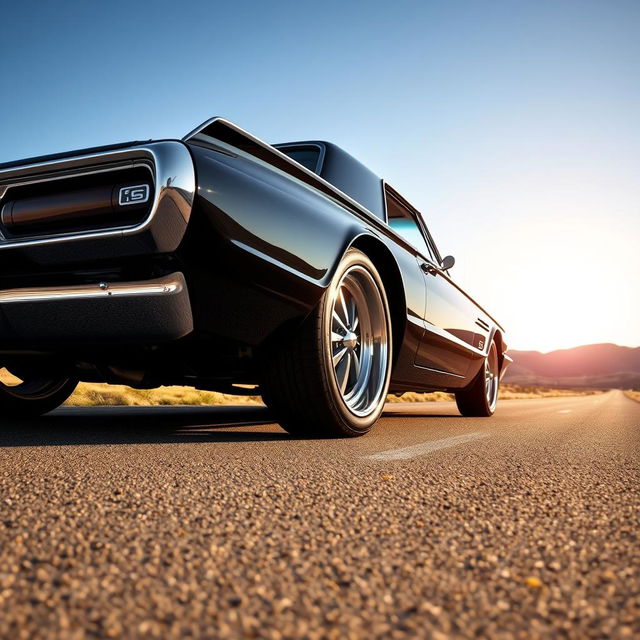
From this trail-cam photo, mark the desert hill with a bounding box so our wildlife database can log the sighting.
[504,343,640,388]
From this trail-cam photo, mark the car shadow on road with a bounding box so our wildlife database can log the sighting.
[0,405,294,447]
[382,407,464,419]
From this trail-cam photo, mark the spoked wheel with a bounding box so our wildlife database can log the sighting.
[329,264,390,418]
[0,366,78,417]
[262,249,392,437]
[455,340,499,417]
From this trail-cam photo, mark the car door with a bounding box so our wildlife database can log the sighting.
[416,219,491,380]
[386,187,485,381]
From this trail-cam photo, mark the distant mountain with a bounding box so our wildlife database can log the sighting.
[504,343,640,389]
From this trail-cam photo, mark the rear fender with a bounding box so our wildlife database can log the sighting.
[337,232,428,386]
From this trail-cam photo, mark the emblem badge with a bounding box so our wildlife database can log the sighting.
[118,184,150,206]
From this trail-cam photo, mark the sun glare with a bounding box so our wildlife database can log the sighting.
[450,213,639,353]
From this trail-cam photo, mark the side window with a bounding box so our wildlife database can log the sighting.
[386,191,433,259]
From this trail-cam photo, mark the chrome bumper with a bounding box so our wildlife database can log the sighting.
[0,272,193,345]
[0,274,185,304]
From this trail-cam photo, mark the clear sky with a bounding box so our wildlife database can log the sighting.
[1,0,638,352]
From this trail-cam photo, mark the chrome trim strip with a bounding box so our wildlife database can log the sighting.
[414,364,467,379]
[0,274,184,304]
[422,321,486,358]
[0,160,143,190]
[0,141,195,250]
[380,180,389,224]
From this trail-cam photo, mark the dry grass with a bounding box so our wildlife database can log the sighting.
[67,385,453,406]
[624,390,640,403]
[387,391,454,402]
[0,368,606,407]
[60,382,603,407]
[65,383,262,407]
[389,384,602,403]
[497,384,603,399]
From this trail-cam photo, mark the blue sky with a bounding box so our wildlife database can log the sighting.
[1,0,638,351]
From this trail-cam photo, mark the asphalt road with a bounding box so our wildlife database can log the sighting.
[0,390,638,639]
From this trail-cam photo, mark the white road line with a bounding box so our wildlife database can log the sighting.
[558,409,572,414]
[364,432,490,462]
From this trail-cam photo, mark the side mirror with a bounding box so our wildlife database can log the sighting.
[440,255,455,271]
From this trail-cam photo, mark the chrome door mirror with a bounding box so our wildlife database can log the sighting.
[441,255,455,270]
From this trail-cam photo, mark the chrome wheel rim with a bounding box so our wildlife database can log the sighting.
[485,344,499,412]
[328,265,389,418]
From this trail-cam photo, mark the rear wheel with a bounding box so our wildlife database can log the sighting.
[261,249,392,437]
[0,366,78,417]
[454,340,499,417]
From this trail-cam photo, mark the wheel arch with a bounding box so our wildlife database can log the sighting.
[348,234,407,367]
[491,328,507,373]
[259,232,407,365]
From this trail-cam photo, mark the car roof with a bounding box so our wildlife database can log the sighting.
[274,141,385,221]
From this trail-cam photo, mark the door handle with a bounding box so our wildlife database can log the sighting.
[421,262,440,276]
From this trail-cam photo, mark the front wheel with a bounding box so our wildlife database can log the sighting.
[455,340,499,417]
[261,249,392,437]
[0,366,78,418]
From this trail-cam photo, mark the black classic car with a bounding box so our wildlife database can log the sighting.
[0,118,511,436]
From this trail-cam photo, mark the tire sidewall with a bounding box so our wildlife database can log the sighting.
[319,249,392,435]
[485,341,499,414]
[0,377,78,417]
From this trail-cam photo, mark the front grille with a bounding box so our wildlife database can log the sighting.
[0,164,154,239]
